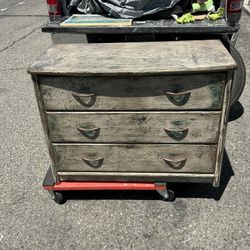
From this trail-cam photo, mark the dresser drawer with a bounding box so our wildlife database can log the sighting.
[53,144,217,173]
[47,111,221,143]
[39,74,225,110]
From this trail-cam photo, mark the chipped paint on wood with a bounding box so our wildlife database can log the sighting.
[53,144,217,173]
[46,112,221,143]
[40,74,226,111]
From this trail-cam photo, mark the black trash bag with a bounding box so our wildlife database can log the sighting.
[69,0,103,14]
[69,0,190,19]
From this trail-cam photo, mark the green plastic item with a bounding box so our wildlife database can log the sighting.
[192,0,215,12]
[177,13,195,24]
[208,7,224,20]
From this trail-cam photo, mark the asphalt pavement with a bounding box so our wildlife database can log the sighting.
[0,1,249,249]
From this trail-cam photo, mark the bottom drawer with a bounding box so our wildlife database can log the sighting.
[53,144,217,173]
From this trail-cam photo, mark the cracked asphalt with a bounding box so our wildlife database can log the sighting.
[0,1,249,249]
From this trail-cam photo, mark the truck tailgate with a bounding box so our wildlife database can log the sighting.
[42,18,239,34]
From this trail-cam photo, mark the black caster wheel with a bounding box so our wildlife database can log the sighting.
[157,189,175,202]
[52,191,66,204]
[165,190,175,202]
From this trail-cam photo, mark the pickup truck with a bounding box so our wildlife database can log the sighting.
[42,0,246,106]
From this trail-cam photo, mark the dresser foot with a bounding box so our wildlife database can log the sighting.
[43,169,67,204]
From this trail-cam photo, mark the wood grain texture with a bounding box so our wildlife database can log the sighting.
[52,144,217,173]
[39,74,225,110]
[47,111,221,143]
[28,40,236,76]
[58,172,214,183]
[213,73,233,187]
[32,76,59,184]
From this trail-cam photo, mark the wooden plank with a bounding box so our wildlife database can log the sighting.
[47,111,221,143]
[39,74,225,110]
[28,40,237,76]
[60,14,133,27]
[58,172,214,183]
[52,144,217,173]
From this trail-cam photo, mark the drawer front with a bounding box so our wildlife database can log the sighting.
[53,144,217,173]
[39,74,225,110]
[47,112,221,143]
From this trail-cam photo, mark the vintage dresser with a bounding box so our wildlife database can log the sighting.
[28,40,237,194]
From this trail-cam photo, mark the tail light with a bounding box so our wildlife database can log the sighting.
[47,0,61,16]
[227,0,243,25]
[227,0,244,13]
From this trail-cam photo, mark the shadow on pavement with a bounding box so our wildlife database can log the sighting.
[229,101,244,122]
[170,150,234,201]
[65,150,234,202]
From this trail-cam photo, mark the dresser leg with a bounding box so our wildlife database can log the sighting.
[43,168,67,204]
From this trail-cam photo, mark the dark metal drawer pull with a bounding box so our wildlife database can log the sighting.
[77,127,100,139]
[163,158,187,169]
[165,91,191,106]
[72,93,96,107]
[164,128,189,141]
[82,157,104,168]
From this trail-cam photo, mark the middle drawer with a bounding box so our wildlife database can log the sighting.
[47,111,221,143]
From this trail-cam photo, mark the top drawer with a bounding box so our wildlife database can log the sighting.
[39,73,226,111]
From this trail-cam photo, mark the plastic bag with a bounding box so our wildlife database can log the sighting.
[69,0,183,18]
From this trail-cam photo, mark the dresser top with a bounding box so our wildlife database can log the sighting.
[28,40,236,76]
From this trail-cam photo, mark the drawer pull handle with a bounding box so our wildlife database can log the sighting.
[164,128,189,141]
[82,157,104,168]
[72,93,96,107]
[165,91,191,106]
[163,158,187,169]
[77,127,100,139]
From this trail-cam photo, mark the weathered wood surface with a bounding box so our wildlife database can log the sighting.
[32,76,59,183]
[40,74,225,110]
[53,144,217,173]
[47,111,221,143]
[58,172,214,183]
[213,73,233,187]
[28,40,236,76]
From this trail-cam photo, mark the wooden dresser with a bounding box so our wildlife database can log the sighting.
[28,40,236,189]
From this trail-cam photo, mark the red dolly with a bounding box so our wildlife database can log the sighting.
[43,169,175,204]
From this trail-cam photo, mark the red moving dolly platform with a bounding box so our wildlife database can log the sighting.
[43,169,175,204]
